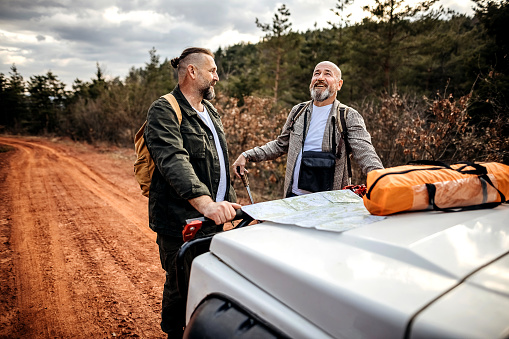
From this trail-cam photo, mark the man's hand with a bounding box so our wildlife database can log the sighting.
[232,153,248,179]
[189,195,242,225]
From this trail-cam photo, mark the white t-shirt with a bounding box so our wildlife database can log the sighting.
[194,106,227,202]
[292,104,332,196]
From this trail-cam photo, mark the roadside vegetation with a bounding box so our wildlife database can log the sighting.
[1,0,507,201]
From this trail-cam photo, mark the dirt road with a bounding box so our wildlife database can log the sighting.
[0,136,167,338]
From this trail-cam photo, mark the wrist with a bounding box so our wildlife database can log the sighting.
[242,151,249,161]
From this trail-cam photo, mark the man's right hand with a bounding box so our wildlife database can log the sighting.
[232,154,248,179]
[203,201,242,225]
[189,195,241,225]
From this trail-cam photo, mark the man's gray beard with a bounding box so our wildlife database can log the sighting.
[202,86,215,100]
[310,86,331,102]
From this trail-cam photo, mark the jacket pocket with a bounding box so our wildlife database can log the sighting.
[290,130,302,146]
[181,128,206,158]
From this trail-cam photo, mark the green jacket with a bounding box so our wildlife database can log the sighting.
[144,85,236,237]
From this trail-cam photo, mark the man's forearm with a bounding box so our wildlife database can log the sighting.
[189,195,215,215]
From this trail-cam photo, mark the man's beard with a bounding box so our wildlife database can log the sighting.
[199,77,216,100]
[202,85,215,100]
[309,81,334,102]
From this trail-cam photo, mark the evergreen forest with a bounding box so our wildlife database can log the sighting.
[1,0,508,200]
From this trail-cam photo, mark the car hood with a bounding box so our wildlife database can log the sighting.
[210,205,509,338]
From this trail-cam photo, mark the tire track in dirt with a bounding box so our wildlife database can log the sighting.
[23,139,152,239]
[0,136,166,339]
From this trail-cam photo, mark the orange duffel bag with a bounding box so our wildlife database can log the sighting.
[363,161,509,216]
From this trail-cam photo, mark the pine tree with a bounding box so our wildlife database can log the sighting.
[256,4,294,105]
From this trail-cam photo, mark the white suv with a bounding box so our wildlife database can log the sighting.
[183,192,509,338]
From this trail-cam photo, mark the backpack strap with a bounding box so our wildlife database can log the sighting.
[161,93,182,125]
[337,106,352,179]
[288,101,311,131]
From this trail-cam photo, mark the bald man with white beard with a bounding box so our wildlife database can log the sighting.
[233,61,383,197]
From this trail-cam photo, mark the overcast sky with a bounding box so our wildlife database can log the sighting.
[1,0,475,90]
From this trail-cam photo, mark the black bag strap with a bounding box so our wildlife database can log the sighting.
[338,107,352,179]
[454,161,489,175]
[331,116,337,156]
[407,160,492,176]
[407,160,452,169]
[302,108,308,147]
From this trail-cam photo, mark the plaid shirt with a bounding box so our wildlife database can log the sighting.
[244,99,383,197]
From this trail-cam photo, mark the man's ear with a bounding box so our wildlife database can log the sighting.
[337,79,344,91]
[187,64,197,79]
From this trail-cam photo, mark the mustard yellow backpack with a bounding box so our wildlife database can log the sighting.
[134,93,182,197]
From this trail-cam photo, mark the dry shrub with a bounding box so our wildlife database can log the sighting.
[396,93,474,162]
[217,94,289,202]
[482,116,509,163]
[364,90,506,178]
[365,92,425,166]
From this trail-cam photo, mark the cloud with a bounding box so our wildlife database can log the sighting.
[0,0,473,90]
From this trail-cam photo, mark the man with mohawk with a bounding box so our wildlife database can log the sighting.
[144,47,240,337]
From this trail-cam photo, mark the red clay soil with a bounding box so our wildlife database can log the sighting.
[0,136,167,338]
